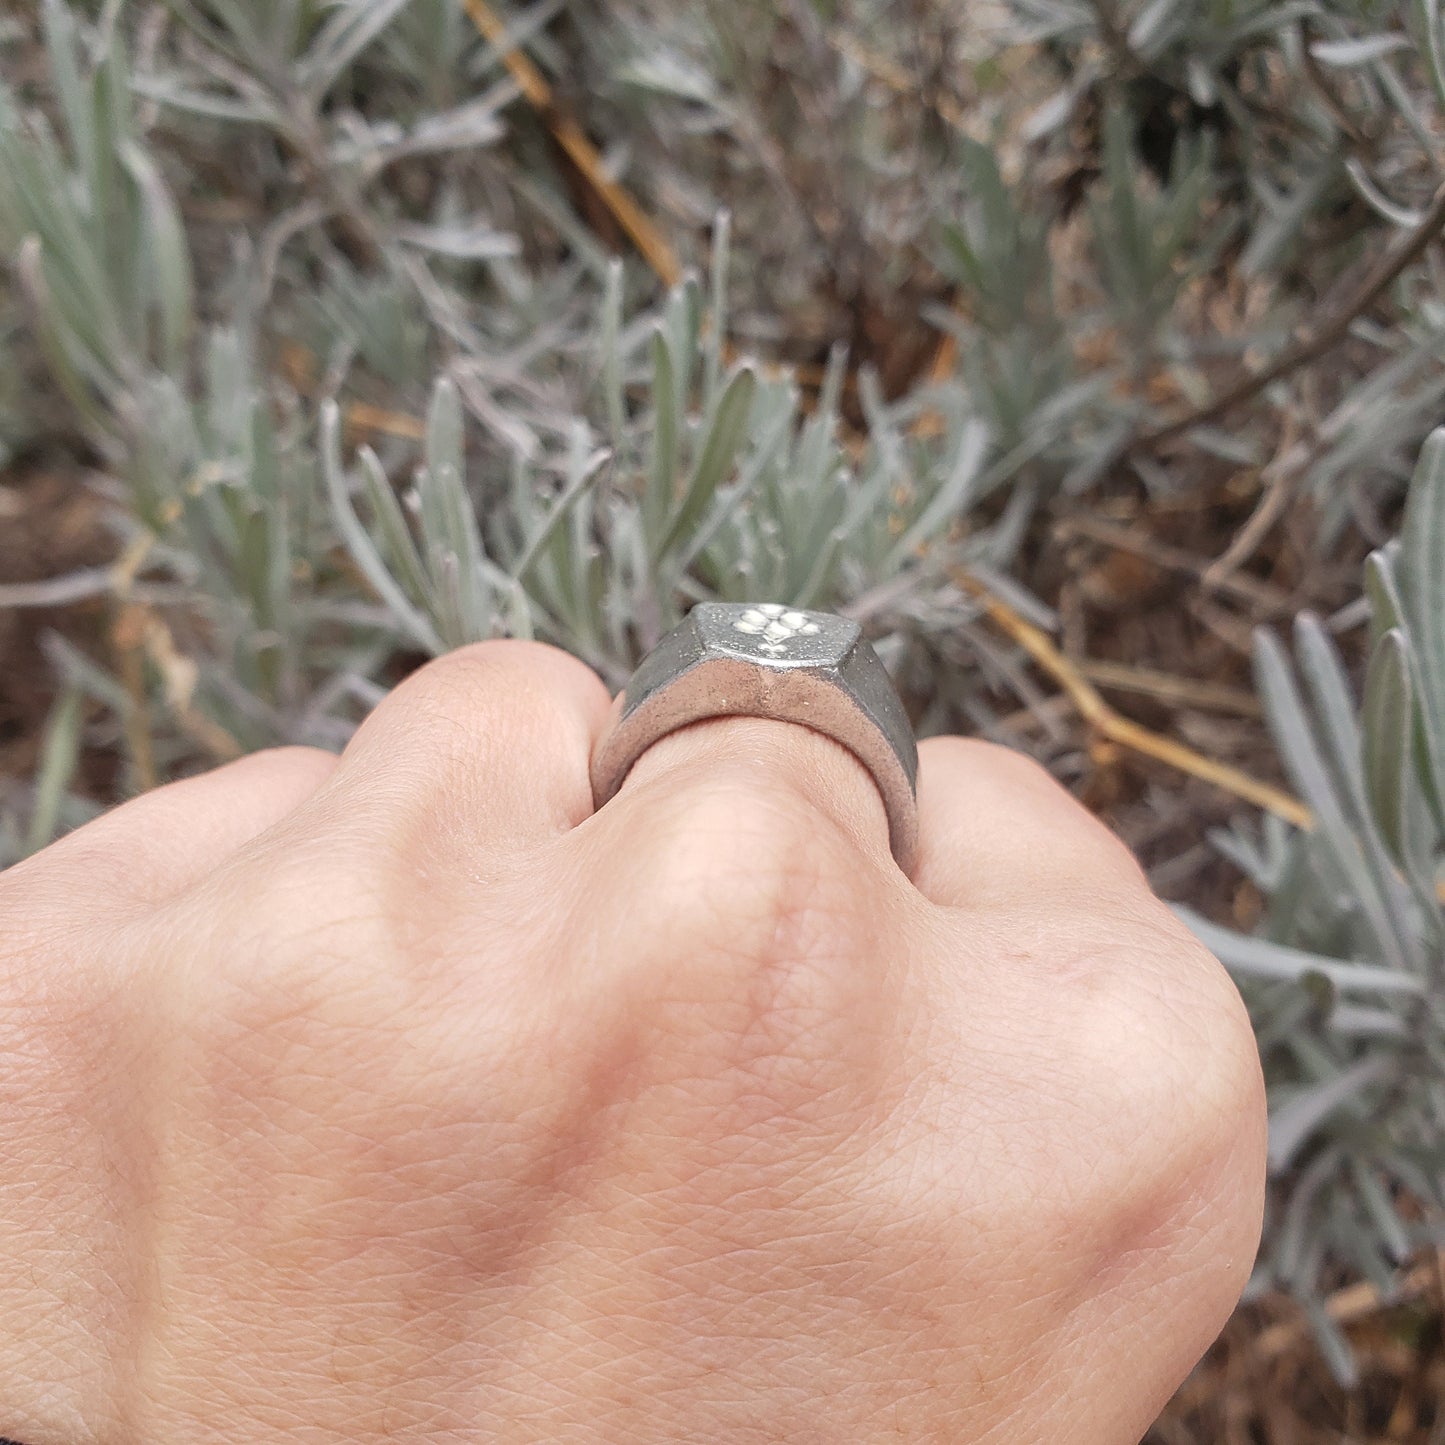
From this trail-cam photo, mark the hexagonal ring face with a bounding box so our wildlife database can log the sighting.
[589,602,919,875]
[696,602,852,666]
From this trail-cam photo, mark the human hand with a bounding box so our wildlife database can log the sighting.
[0,640,1264,1443]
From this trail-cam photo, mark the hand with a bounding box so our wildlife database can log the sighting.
[0,641,1264,1444]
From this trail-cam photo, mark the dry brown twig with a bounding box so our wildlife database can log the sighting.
[343,400,426,443]
[1253,1260,1440,1362]
[911,327,959,440]
[1076,658,1263,717]
[460,0,682,289]
[955,568,1315,829]
[112,603,158,793]
[109,531,161,793]
[1202,417,1311,591]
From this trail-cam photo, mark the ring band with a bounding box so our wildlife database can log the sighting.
[590,603,919,874]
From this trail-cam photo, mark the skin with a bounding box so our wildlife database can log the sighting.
[0,640,1266,1444]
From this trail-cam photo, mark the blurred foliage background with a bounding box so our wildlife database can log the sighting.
[7,0,1445,1436]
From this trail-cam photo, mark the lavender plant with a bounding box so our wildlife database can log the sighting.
[0,0,1009,844]
[1192,429,1445,1383]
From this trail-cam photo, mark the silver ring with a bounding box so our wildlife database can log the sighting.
[590,603,919,874]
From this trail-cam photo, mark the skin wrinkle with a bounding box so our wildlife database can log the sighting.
[486,1038,946,1434]
[996,1027,1264,1445]
[1038,1199,1256,1445]
[843,919,1260,1439]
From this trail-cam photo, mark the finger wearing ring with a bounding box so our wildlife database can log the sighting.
[590,604,919,875]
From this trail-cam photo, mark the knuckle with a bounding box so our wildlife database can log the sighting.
[160,841,392,1052]
[1052,920,1265,1250]
[626,773,864,948]
[926,737,1147,883]
[372,640,596,727]
[239,744,338,789]
[605,774,890,1106]
[404,637,556,687]
[340,643,605,817]
[363,649,511,749]
[943,734,1046,779]
[0,832,132,922]
[928,736,1059,797]
[0,892,137,1111]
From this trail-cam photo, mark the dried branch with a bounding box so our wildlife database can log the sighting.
[1254,1259,1439,1361]
[1140,180,1445,449]
[956,569,1315,829]
[460,0,682,288]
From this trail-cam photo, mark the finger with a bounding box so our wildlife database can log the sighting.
[912,736,1147,911]
[2,746,337,914]
[563,711,910,1003]
[559,713,917,1073]
[586,712,900,876]
[317,640,613,860]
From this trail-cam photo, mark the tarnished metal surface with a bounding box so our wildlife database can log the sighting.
[590,603,919,874]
